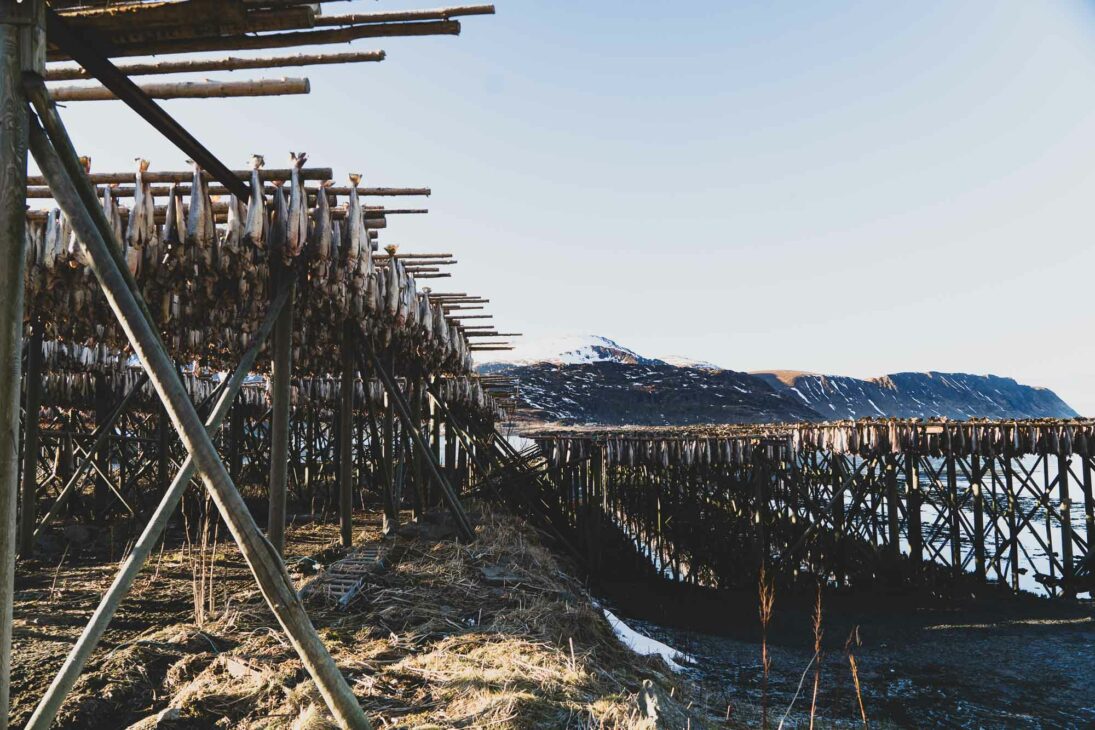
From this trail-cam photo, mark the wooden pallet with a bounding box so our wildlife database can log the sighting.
[302,544,386,608]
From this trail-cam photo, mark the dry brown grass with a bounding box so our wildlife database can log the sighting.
[52,505,725,728]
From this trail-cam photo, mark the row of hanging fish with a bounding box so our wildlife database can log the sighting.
[37,356,499,421]
[536,418,1095,468]
[538,436,782,469]
[38,367,257,410]
[22,155,476,378]
[790,420,1095,458]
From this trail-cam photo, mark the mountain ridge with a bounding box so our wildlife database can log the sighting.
[480,335,1079,425]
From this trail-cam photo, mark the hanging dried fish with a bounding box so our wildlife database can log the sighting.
[268,180,288,263]
[186,159,215,266]
[125,158,155,276]
[244,154,267,250]
[286,151,309,262]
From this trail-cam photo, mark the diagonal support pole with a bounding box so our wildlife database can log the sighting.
[28,102,370,730]
[25,285,291,730]
[361,343,475,542]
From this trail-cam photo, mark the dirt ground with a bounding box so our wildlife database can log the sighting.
[11,505,728,729]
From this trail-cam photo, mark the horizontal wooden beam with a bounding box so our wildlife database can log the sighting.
[44,51,385,81]
[314,5,495,25]
[52,20,461,60]
[25,205,387,227]
[49,77,310,102]
[26,167,333,186]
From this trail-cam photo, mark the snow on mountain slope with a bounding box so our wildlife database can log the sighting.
[659,356,724,371]
[479,335,657,368]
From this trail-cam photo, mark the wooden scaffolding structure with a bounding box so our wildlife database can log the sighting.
[0,2,504,728]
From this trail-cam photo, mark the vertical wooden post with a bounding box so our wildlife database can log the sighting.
[1,4,43,722]
[905,453,922,566]
[409,376,424,520]
[305,409,316,507]
[338,324,354,547]
[885,454,900,559]
[227,401,243,484]
[0,32,27,730]
[1082,456,1094,573]
[457,441,468,493]
[444,413,457,491]
[382,387,398,533]
[1044,456,1056,592]
[93,373,111,518]
[430,386,441,508]
[971,455,986,580]
[59,414,74,517]
[19,324,42,555]
[158,403,170,493]
[590,443,603,574]
[1005,453,1019,591]
[1058,451,1074,594]
[268,271,295,555]
[946,447,961,575]
[831,454,846,586]
[753,446,767,571]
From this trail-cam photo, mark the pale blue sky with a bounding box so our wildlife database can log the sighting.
[45,1,1095,412]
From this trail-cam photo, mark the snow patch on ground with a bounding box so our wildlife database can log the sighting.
[600,606,693,671]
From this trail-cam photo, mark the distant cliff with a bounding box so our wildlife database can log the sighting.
[479,335,1079,426]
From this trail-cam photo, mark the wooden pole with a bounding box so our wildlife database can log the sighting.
[430,385,442,508]
[946,444,961,575]
[44,50,386,81]
[313,5,495,25]
[905,453,922,565]
[28,110,371,730]
[18,325,42,556]
[268,269,295,555]
[832,455,846,585]
[885,454,900,559]
[1005,454,1019,591]
[1058,451,1074,594]
[157,401,170,492]
[381,376,398,534]
[339,323,354,547]
[50,76,310,102]
[971,455,986,580]
[93,373,111,518]
[26,166,332,187]
[0,3,37,721]
[60,19,461,60]
[1083,456,1094,572]
[409,377,425,520]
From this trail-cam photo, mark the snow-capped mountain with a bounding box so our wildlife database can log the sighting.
[478,335,660,373]
[479,336,1078,426]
